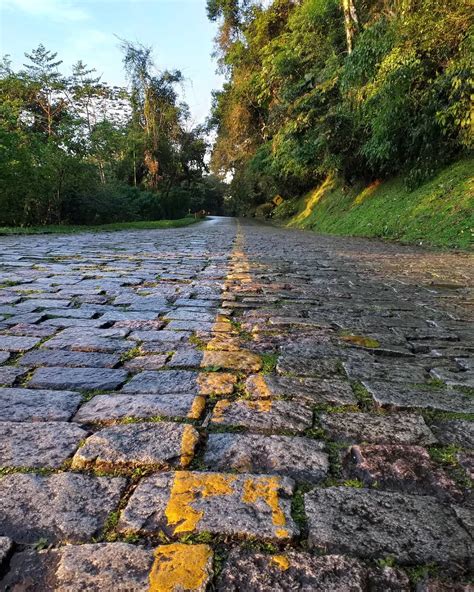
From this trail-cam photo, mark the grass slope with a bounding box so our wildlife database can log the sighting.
[0,217,199,236]
[282,158,473,249]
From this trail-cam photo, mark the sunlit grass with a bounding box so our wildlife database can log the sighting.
[284,157,473,249]
[0,217,200,236]
[289,175,335,227]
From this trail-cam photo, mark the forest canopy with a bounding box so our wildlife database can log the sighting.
[0,42,225,226]
[206,0,473,214]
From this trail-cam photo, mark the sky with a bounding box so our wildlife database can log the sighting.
[0,0,224,125]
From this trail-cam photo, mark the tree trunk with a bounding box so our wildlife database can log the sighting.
[342,0,359,54]
[133,149,137,186]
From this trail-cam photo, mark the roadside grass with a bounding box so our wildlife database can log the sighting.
[0,217,200,236]
[279,157,473,249]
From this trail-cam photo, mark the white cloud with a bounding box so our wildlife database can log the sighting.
[2,0,89,22]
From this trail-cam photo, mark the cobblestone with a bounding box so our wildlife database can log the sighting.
[305,487,472,565]
[0,421,87,468]
[0,473,126,543]
[118,471,297,540]
[0,217,472,587]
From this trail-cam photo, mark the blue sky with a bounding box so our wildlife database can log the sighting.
[0,0,223,124]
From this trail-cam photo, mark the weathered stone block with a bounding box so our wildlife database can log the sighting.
[305,487,472,565]
[124,354,168,371]
[0,335,41,352]
[122,370,197,394]
[320,412,437,445]
[430,420,474,449]
[245,374,356,406]
[344,444,461,499]
[55,543,153,592]
[119,471,298,541]
[73,393,203,423]
[216,550,410,592]
[204,433,328,483]
[0,473,126,544]
[201,350,262,372]
[28,367,128,391]
[0,421,87,468]
[211,399,313,433]
[19,350,121,369]
[363,381,474,414]
[277,355,341,377]
[72,422,199,471]
[0,387,82,422]
[149,543,213,592]
[0,366,27,386]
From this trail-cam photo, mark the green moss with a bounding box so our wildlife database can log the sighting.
[102,510,121,542]
[285,158,474,249]
[376,556,397,568]
[189,334,206,350]
[81,389,108,402]
[342,478,365,488]
[351,381,376,412]
[428,444,460,466]
[260,353,278,374]
[0,466,54,476]
[428,444,472,490]
[422,409,474,422]
[33,537,49,551]
[120,346,142,362]
[241,538,277,554]
[339,334,380,349]
[291,484,312,535]
[405,564,439,584]
[325,441,347,480]
[179,531,214,545]
[213,547,228,578]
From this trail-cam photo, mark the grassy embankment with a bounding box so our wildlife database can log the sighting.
[0,217,200,236]
[275,158,473,249]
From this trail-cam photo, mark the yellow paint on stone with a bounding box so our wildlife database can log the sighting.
[245,399,273,412]
[165,471,236,534]
[211,399,231,423]
[246,374,272,399]
[201,350,262,372]
[149,543,213,592]
[242,476,289,539]
[206,336,241,351]
[180,425,199,468]
[227,274,252,283]
[197,372,237,395]
[209,321,234,333]
[271,555,290,571]
[187,395,206,420]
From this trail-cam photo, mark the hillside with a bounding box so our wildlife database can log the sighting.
[274,158,473,250]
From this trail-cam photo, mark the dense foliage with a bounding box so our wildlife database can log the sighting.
[0,43,224,226]
[207,0,473,214]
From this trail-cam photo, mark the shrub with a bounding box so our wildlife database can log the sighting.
[254,203,274,218]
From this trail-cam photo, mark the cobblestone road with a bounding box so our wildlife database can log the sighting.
[0,217,472,591]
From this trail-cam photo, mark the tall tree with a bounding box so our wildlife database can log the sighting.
[23,44,67,136]
[341,0,359,53]
[121,40,183,188]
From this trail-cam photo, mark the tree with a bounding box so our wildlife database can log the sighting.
[0,43,220,227]
[120,40,183,189]
[341,0,359,53]
[23,44,67,136]
[207,0,472,213]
